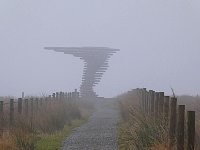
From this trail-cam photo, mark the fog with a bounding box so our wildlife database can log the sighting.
[0,0,200,97]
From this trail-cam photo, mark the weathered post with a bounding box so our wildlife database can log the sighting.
[30,98,34,117]
[149,90,155,116]
[69,92,72,100]
[18,98,22,114]
[67,92,70,100]
[40,98,43,107]
[48,95,52,107]
[66,92,68,101]
[144,90,148,114]
[10,99,14,127]
[45,97,48,107]
[64,92,67,101]
[147,91,150,114]
[159,92,164,117]
[62,92,65,101]
[22,92,25,99]
[142,88,146,113]
[187,111,195,150]
[169,97,177,149]
[0,101,4,137]
[72,92,75,101]
[164,96,170,123]
[52,93,56,100]
[147,91,151,114]
[155,92,159,118]
[24,99,29,114]
[56,92,59,101]
[137,89,141,109]
[74,89,79,100]
[35,98,39,112]
[59,92,62,101]
[177,105,185,150]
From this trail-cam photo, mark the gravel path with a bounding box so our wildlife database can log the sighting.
[60,98,120,150]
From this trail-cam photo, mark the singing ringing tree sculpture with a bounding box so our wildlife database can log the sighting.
[45,47,119,99]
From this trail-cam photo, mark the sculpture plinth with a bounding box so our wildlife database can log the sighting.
[45,47,119,99]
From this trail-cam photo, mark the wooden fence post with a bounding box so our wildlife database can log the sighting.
[177,105,185,150]
[150,90,155,116]
[59,92,62,101]
[30,98,33,115]
[137,89,142,109]
[10,99,14,127]
[24,99,28,114]
[147,91,150,114]
[66,92,68,101]
[75,89,77,98]
[68,93,71,101]
[141,89,146,112]
[187,111,195,150]
[169,97,177,149]
[62,92,65,101]
[64,92,67,101]
[0,101,3,137]
[155,92,159,118]
[147,91,151,115]
[145,90,148,114]
[22,92,25,99]
[70,92,72,100]
[0,101,3,115]
[56,92,59,101]
[48,95,52,107]
[164,96,170,123]
[159,92,164,117]
[45,97,49,108]
[72,92,75,101]
[35,98,39,112]
[40,98,43,107]
[63,92,65,101]
[18,98,22,114]
[52,93,56,101]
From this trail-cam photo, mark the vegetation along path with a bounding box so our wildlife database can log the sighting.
[60,98,120,150]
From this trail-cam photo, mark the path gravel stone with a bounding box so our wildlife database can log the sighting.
[60,98,120,150]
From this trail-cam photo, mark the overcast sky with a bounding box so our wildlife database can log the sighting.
[0,0,200,97]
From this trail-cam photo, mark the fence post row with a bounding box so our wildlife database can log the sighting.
[0,88,196,150]
[0,90,80,138]
[137,88,196,150]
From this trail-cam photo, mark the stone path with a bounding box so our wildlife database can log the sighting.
[60,98,119,150]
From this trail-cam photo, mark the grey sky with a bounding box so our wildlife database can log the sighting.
[0,0,200,97]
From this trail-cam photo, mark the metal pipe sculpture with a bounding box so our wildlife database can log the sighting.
[44,47,119,99]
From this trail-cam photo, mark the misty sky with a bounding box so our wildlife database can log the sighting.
[0,0,200,97]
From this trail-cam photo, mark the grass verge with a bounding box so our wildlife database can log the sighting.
[118,90,200,150]
[36,118,87,150]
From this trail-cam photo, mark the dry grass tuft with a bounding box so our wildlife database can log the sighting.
[0,97,93,150]
[118,91,200,150]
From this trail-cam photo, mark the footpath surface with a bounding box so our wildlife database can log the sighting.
[60,98,120,150]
